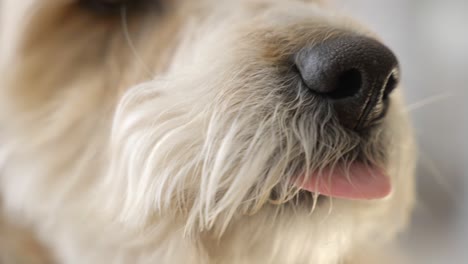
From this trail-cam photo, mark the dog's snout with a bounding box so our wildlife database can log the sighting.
[294,34,399,130]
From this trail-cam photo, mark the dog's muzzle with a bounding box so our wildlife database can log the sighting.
[294,34,399,131]
[291,34,400,200]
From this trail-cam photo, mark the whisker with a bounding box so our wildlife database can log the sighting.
[418,149,457,202]
[405,92,454,113]
[120,6,155,78]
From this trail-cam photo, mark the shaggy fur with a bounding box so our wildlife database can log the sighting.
[0,0,416,263]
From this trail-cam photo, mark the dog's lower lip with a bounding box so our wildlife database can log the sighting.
[295,163,391,200]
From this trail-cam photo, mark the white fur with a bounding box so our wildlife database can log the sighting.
[0,1,416,263]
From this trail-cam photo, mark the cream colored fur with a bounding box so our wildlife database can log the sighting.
[0,0,415,263]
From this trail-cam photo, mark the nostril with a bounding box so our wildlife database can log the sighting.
[327,69,362,99]
[294,33,400,129]
[383,70,399,100]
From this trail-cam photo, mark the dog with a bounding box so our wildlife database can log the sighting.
[0,0,416,263]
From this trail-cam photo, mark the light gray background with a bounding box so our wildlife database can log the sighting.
[336,0,468,263]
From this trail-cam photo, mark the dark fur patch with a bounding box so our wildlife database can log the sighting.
[79,0,164,16]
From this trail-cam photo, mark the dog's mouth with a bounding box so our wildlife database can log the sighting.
[294,163,391,200]
[276,121,392,201]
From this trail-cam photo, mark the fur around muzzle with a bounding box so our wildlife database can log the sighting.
[0,1,416,263]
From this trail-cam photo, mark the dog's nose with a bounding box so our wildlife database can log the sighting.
[294,35,399,130]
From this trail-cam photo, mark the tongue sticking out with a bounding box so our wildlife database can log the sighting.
[297,163,391,200]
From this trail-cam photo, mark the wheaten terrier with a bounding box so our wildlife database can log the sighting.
[0,0,415,263]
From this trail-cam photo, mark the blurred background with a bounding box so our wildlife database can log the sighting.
[335,0,468,263]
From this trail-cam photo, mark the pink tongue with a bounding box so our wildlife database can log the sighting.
[297,164,391,200]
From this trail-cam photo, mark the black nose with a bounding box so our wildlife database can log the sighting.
[294,34,400,130]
